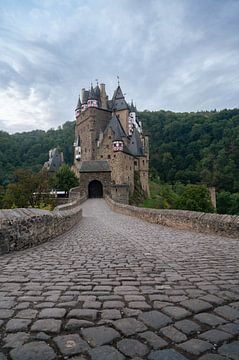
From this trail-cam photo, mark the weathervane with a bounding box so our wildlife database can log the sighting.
[95,78,98,85]
[117,75,120,86]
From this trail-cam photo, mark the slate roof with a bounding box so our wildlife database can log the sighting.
[106,114,126,140]
[75,95,81,110]
[79,160,111,173]
[128,128,144,156]
[111,85,128,111]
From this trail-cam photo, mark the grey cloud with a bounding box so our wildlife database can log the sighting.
[0,0,238,133]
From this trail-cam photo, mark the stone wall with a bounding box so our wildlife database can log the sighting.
[0,196,86,255]
[106,196,239,239]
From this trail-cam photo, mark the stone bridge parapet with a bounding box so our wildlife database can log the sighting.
[0,195,87,255]
[106,196,239,239]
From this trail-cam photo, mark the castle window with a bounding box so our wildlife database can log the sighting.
[142,160,145,165]
[134,161,137,165]
[106,144,109,149]
[101,155,103,158]
[114,154,116,158]
[108,155,111,159]
[109,136,111,139]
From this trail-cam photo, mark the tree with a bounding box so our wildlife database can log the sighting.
[3,169,40,208]
[51,164,79,195]
[175,184,214,213]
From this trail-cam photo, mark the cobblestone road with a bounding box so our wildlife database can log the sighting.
[0,199,239,360]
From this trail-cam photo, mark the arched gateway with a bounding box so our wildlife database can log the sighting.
[88,180,103,198]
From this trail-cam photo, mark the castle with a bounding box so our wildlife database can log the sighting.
[72,81,149,203]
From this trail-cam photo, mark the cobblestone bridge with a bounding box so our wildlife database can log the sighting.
[0,199,239,360]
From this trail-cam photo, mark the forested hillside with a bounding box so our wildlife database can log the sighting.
[0,122,75,185]
[141,109,239,193]
[0,109,239,195]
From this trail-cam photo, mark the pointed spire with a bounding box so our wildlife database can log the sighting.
[75,94,81,110]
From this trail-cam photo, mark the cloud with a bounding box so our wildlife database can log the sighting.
[0,0,239,133]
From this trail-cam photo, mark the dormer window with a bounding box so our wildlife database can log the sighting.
[113,141,123,152]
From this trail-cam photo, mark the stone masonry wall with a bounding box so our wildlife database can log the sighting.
[0,196,86,255]
[106,196,239,239]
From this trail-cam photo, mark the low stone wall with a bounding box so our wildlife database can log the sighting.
[0,195,86,255]
[106,196,239,239]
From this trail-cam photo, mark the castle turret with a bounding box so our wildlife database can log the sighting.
[87,85,98,108]
[75,95,81,118]
[100,83,108,110]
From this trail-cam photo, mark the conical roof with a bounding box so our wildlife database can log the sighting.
[75,95,81,110]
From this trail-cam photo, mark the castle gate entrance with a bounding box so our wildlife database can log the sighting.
[88,180,103,198]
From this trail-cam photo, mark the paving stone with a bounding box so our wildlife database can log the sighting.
[160,326,187,343]
[81,326,120,346]
[114,286,139,294]
[15,309,38,319]
[124,295,146,301]
[123,308,142,317]
[101,309,121,319]
[218,322,239,335]
[199,355,226,360]
[0,353,6,360]
[138,310,172,329]
[180,299,212,313]
[128,301,151,309]
[31,319,61,333]
[3,332,29,348]
[9,341,56,360]
[0,300,15,309]
[103,301,124,308]
[194,312,227,326]
[218,341,239,359]
[65,319,94,330]
[14,302,30,310]
[200,294,224,305]
[138,331,168,349]
[54,334,90,355]
[39,308,66,319]
[199,329,233,344]
[67,309,97,320]
[161,306,191,320]
[35,302,55,309]
[113,317,147,336]
[0,319,3,327]
[0,310,14,319]
[178,339,213,355]
[117,339,149,357]
[153,301,173,309]
[148,349,188,360]
[214,305,239,321]
[89,345,125,360]
[33,332,50,341]
[83,301,102,309]
[174,319,201,335]
[6,319,31,332]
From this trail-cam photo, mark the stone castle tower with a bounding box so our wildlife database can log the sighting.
[72,81,149,203]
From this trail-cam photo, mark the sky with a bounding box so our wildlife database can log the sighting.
[0,0,239,133]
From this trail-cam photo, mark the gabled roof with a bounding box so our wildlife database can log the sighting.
[128,128,144,156]
[106,114,126,140]
[79,160,111,173]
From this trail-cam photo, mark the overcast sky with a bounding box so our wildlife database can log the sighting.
[0,0,239,133]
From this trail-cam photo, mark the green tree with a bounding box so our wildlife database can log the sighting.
[3,169,39,208]
[175,184,214,212]
[51,164,79,195]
